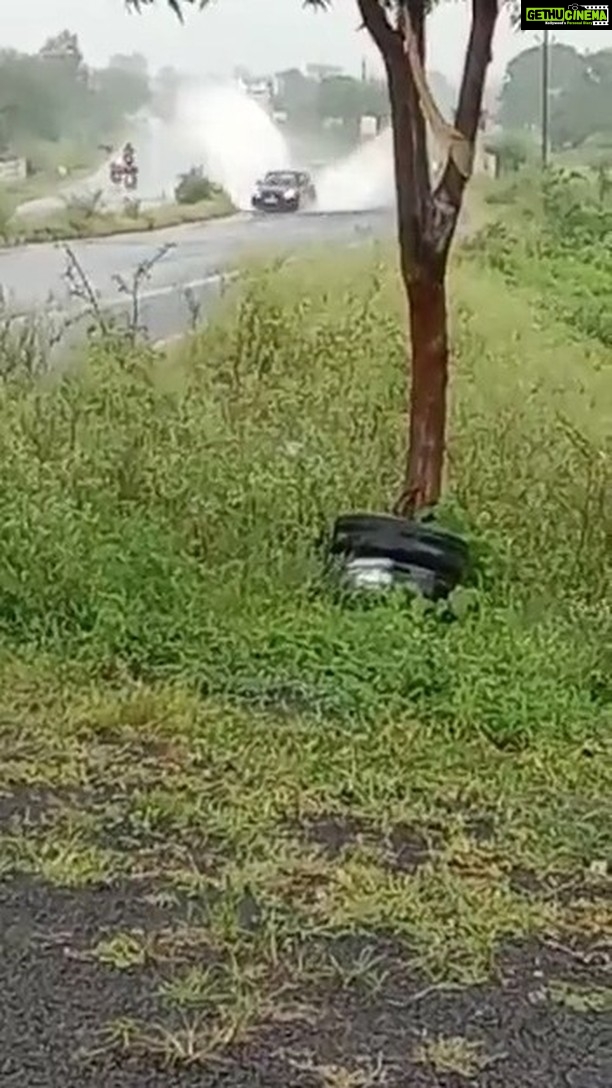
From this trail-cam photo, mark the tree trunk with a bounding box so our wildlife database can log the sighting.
[386,45,450,519]
[397,270,448,517]
[355,0,499,519]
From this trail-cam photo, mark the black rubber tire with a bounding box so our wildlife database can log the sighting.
[334,513,467,550]
[391,560,457,600]
[332,534,466,580]
[330,514,469,585]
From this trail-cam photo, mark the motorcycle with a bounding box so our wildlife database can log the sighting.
[109,143,139,191]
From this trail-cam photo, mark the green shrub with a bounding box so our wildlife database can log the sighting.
[174,166,219,205]
[484,130,537,177]
[122,197,141,220]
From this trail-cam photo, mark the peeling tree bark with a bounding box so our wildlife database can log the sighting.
[356,0,499,518]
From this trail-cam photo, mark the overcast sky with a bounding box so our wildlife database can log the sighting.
[3,0,611,84]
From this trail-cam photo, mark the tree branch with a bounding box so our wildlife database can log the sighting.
[455,0,497,145]
[355,0,401,57]
[126,0,211,18]
[403,0,431,207]
[355,2,422,274]
[435,0,498,208]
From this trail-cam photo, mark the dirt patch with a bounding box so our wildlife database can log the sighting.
[0,785,83,829]
[0,781,223,878]
[2,876,610,1087]
[172,934,612,1088]
[498,937,612,992]
[298,814,433,874]
[0,875,196,1087]
[510,866,612,905]
[387,821,432,873]
[463,811,497,843]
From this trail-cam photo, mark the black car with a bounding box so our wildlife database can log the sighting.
[251,170,317,213]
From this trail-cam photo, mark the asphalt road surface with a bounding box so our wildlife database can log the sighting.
[0,209,394,346]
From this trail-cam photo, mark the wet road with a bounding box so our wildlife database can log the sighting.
[0,208,394,344]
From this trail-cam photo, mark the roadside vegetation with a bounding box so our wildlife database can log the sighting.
[174,165,225,205]
[1,183,235,246]
[469,163,612,346]
[0,171,609,1085]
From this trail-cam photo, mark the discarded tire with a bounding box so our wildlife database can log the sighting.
[329,512,470,600]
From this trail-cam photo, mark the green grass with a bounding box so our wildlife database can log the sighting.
[469,165,612,347]
[0,247,607,741]
[0,232,610,1065]
[414,1034,488,1077]
[2,137,111,206]
[4,191,235,246]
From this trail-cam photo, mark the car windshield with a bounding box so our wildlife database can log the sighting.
[263,172,297,186]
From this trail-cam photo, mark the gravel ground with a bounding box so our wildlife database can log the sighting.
[2,873,611,1088]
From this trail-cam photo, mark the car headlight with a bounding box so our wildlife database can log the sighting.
[284,188,296,199]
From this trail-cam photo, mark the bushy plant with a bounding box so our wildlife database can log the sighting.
[484,130,536,176]
[122,196,141,219]
[174,166,220,205]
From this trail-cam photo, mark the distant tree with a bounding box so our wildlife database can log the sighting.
[499,43,583,133]
[94,66,150,124]
[316,74,389,124]
[151,64,180,120]
[95,52,150,123]
[109,52,149,78]
[39,30,83,66]
[484,129,534,174]
[550,49,612,149]
[0,49,68,143]
[500,43,612,151]
[273,68,318,124]
[130,0,499,516]
[0,37,151,157]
